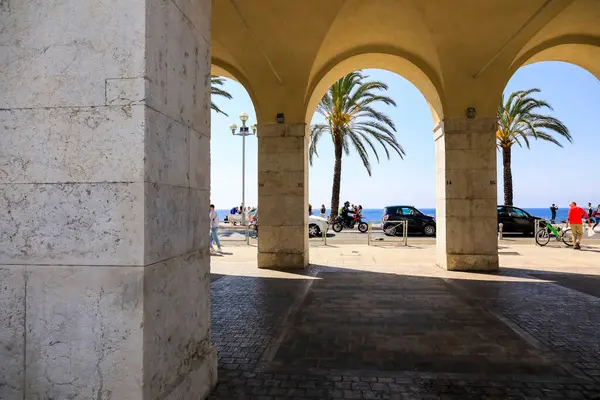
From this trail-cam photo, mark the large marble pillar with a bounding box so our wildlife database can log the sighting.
[257,123,309,269]
[0,0,216,399]
[435,118,499,271]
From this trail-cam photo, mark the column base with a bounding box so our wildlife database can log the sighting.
[438,254,499,272]
[0,255,218,400]
[161,345,217,400]
[258,251,309,269]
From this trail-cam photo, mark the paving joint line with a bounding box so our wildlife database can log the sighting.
[254,266,320,372]
[442,277,593,383]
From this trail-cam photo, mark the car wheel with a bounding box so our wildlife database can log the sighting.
[308,223,321,238]
[423,224,436,237]
[383,223,395,236]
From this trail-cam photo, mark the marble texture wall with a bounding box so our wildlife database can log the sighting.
[434,117,499,271]
[0,0,215,398]
[257,123,309,269]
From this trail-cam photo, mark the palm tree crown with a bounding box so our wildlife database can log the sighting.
[309,71,405,216]
[211,75,233,116]
[497,88,572,205]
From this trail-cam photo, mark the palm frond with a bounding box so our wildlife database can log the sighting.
[497,88,572,150]
[308,71,404,186]
[210,75,233,116]
[309,124,330,166]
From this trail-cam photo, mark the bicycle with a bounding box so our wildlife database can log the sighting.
[535,220,573,247]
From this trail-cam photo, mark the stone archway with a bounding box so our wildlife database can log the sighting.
[304,52,499,272]
[304,52,444,126]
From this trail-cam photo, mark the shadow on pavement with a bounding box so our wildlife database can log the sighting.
[209,264,600,399]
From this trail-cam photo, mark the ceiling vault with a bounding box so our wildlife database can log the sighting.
[473,0,553,78]
[228,0,284,85]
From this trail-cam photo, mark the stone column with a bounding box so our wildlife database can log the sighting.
[0,0,216,399]
[257,123,309,269]
[434,117,499,271]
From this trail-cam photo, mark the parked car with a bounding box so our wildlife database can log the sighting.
[309,215,329,237]
[497,205,543,235]
[254,214,328,238]
[382,205,436,236]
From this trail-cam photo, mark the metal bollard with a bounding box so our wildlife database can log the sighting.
[498,223,503,240]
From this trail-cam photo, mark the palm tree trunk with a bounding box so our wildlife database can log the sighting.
[330,139,343,219]
[502,146,513,206]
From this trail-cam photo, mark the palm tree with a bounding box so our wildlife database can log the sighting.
[497,88,572,206]
[309,71,405,217]
[211,75,232,116]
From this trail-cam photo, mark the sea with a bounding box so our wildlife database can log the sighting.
[216,207,572,222]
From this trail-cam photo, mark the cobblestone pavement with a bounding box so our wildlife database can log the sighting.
[209,248,600,399]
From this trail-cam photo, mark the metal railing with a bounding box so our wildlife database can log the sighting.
[219,221,256,244]
[368,220,408,246]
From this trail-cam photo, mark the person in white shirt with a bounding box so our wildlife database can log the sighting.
[209,204,222,252]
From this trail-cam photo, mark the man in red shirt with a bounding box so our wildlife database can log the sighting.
[566,201,592,250]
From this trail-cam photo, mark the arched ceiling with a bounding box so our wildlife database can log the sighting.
[212,0,599,122]
[509,0,600,80]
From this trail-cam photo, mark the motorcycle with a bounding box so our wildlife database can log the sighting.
[332,213,368,233]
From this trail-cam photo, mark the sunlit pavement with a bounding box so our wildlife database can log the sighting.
[209,244,600,399]
[217,226,600,246]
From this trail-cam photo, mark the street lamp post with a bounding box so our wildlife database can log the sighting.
[230,112,257,227]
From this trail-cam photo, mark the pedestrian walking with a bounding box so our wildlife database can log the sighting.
[209,204,222,253]
[320,204,326,218]
[550,203,558,223]
[593,204,600,230]
[566,202,591,250]
[308,204,313,216]
[588,202,594,218]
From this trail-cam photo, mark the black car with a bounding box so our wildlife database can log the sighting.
[382,205,436,236]
[497,205,543,235]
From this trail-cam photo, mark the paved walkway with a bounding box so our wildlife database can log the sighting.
[209,245,600,399]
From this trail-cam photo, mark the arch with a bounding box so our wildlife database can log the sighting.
[508,36,600,85]
[210,59,262,121]
[304,50,444,125]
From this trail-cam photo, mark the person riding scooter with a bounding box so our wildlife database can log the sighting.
[340,201,354,226]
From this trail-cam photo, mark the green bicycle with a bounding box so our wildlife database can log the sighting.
[535,220,573,247]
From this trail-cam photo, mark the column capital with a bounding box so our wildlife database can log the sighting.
[433,117,497,140]
[258,122,307,137]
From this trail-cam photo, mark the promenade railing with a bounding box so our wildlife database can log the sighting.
[368,220,408,246]
[218,221,256,245]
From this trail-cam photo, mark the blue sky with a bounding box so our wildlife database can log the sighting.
[210,62,599,209]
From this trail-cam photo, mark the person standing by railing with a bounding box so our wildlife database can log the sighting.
[550,203,558,223]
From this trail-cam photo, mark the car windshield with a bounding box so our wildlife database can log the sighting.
[509,208,529,218]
